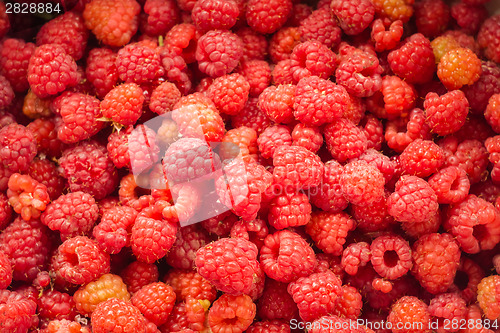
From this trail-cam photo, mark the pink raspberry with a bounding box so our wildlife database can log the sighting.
[340,159,385,206]
[290,41,338,83]
[336,50,383,98]
[370,234,412,280]
[92,206,138,254]
[257,125,292,159]
[331,0,375,35]
[268,191,311,230]
[428,166,470,204]
[299,8,341,49]
[305,211,355,256]
[207,73,250,115]
[341,242,371,275]
[0,123,37,173]
[399,139,444,178]
[196,30,243,77]
[324,118,368,162]
[258,84,295,124]
[246,0,292,34]
[310,160,348,213]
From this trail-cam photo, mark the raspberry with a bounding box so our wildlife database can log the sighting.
[294,76,349,126]
[43,319,87,333]
[305,211,355,256]
[486,135,500,183]
[445,195,499,254]
[237,60,271,97]
[288,270,342,321]
[36,290,77,327]
[387,296,430,333]
[118,174,154,212]
[353,193,395,233]
[21,89,51,120]
[91,298,147,333]
[106,127,133,169]
[130,282,176,326]
[257,279,298,321]
[73,273,131,316]
[371,19,404,52]
[0,123,36,173]
[0,111,14,130]
[207,73,250,116]
[192,0,239,31]
[299,8,341,48]
[384,108,431,152]
[59,141,119,200]
[0,75,13,110]
[424,90,469,136]
[268,190,311,230]
[246,0,292,34]
[362,115,385,150]
[477,15,500,63]
[451,2,488,35]
[92,206,138,254]
[258,84,295,124]
[399,139,444,177]
[130,207,177,263]
[164,269,217,302]
[485,93,500,133]
[230,218,269,251]
[165,224,210,270]
[291,123,323,153]
[236,27,268,62]
[428,293,467,333]
[83,0,141,47]
[208,294,256,333]
[388,33,435,84]
[0,217,52,282]
[195,30,243,77]
[195,237,259,295]
[341,242,371,275]
[24,119,62,159]
[0,38,36,92]
[324,118,368,162]
[268,27,301,64]
[431,35,461,64]
[7,173,50,221]
[159,49,192,95]
[260,230,316,283]
[140,0,179,36]
[0,290,37,333]
[51,236,110,285]
[0,192,11,230]
[290,41,338,83]
[163,23,199,65]
[101,83,145,127]
[414,0,450,38]
[437,48,482,90]
[36,11,89,61]
[340,159,385,206]
[370,235,412,280]
[443,29,481,54]
[272,60,294,85]
[201,211,238,237]
[257,125,292,159]
[121,261,159,295]
[332,285,363,320]
[149,81,181,116]
[336,51,383,99]
[116,43,164,84]
[428,166,470,204]
[27,44,78,98]
[387,175,439,224]
[448,257,484,303]
[371,0,414,22]
[411,232,461,294]
[0,250,12,289]
[477,275,500,320]
[331,0,375,35]
[85,48,118,99]
[246,320,290,333]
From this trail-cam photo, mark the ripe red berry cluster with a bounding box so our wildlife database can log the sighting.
[0,0,499,332]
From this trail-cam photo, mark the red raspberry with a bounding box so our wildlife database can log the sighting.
[371,19,404,52]
[83,0,141,47]
[377,75,416,118]
[387,175,439,223]
[463,304,497,333]
[164,269,217,302]
[29,157,65,201]
[361,114,385,150]
[370,234,412,280]
[414,0,450,38]
[27,44,78,98]
[234,28,267,63]
[288,270,342,321]
[399,139,444,178]
[73,273,130,316]
[336,50,383,98]
[384,108,431,152]
[207,73,250,116]
[341,159,385,206]
[131,282,176,326]
[91,298,147,332]
[237,60,271,97]
[388,33,435,84]
[121,261,159,295]
[101,83,145,126]
[26,118,65,159]
[0,111,14,130]
[260,230,316,283]
[0,123,37,173]
[36,11,88,61]
[52,236,110,285]
[438,137,489,184]
[332,285,363,320]
[272,145,324,190]
[246,0,292,34]
[7,173,49,221]
[92,206,138,254]
[85,48,118,99]
[291,123,323,153]
[57,92,104,143]
[272,59,294,85]
[37,289,78,325]
[116,43,164,85]
[353,191,395,232]
[0,38,36,92]
[0,290,37,333]
[477,15,500,63]
[486,135,500,183]
[437,48,482,90]
[246,320,290,333]
[309,160,348,212]
[412,232,461,294]
[294,76,349,126]
[130,207,177,263]
[268,27,301,64]
[354,148,396,184]
[159,48,192,95]
[401,209,441,239]
[306,211,355,256]
[341,242,371,275]
[257,279,298,321]
[0,192,12,229]
[485,93,500,133]
[0,217,52,282]
[192,0,239,31]
[371,0,414,23]
[258,84,295,124]
[106,127,133,169]
[428,166,470,204]
[0,250,12,289]
[231,98,272,136]
[290,41,338,83]
[387,296,430,333]
[149,81,181,116]
[268,190,311,230]
[230,218,269,251]
[166,224,210,270]
[196,237,259,295]
[443,29,480,54]
[195,30,243,77]
[21,89,51,120]
[59,141,119,200]
[0,75,13,110]
[451,2,488,35]
[208,294,256,333]
[445,195,499,254]
[257,125,292,159]
[201,212,238,237]
[324,118,368,162]
[431,35,461,64]
[331,0,375,35]
[163,23,199,65]
[449,257,484,303]
[477,275,500,320]
[424,90,469,136]
[428,293,467,333]
[299,8,341,48]
[140,0,179,36]
[119,174,156,212]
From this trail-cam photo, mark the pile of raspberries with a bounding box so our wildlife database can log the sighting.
[0,0,500,332]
